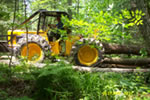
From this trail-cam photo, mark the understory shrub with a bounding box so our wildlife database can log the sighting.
[33,62,82,100]
[33,62,150,100]
[1,62,150,100]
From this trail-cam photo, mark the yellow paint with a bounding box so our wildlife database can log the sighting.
[49,40,60,55]
[65,40,72,56]
[65,35,80,56]
[78,45,98,66]
[7,30,82,59]
[71,35,81,44]
[94,29,99,39]
[49,35,81,56]
[7,30,49,46]
[21,42,44,62]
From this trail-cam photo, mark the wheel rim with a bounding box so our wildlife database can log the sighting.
[77,45,98,66]
[20,42,44,62]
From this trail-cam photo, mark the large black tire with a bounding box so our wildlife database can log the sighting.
[14,34,50,63]
[72,38,104,67]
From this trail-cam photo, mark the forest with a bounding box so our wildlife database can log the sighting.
[0,0,150,100]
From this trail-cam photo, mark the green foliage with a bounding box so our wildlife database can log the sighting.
[31,0,76,12]
[34,63,150,100]
[21,0,146,45]
[34,62,82,100]
[0,0,149,99]
[0,4,11,35]
[6,96,33,100]
[62,8,144,44]
[0,0,28,35]
[1,62,150,100]
[0,63,11,83]
[0,63,38,100]
[0,89,8,100]
[140,48,148,57]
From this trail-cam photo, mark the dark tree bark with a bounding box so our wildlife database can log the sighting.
[9,0,17,67]
[77,0,80,14]
[102,57,150,66]
[24,0,29,58]
[67,0,72,18]
[102,43,150,56]
[97,63,147,68]
[131,0,150,48]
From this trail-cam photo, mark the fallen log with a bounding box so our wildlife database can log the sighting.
[102,43,150,56]
[73,66,150,73]
[102,58,150,66]
[0,42,9,52]
[98,64,148,68]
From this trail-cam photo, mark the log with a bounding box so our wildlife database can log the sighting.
[73,66,150,73]
[111,64,149,68]
[102,58,150,66]
[102,43,150,56]
[97,64,147,68]
[0,42,9,52]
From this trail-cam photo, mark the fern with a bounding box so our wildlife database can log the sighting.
[34,61,82,100]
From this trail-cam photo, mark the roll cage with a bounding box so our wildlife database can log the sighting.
[17,9,69,34]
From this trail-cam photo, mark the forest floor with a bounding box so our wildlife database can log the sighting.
[0,56,150,100]
[0,55,45,67]
[1,55,150,73]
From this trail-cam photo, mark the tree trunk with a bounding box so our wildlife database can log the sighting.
[67,0,72,18]
[102,43,150,56]
[73,66,150,72]
[131,0,150,48]
[102,57,150,66]
[97,64,148,68]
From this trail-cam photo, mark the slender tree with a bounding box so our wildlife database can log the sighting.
[24,0,29,59]
[9,0,17,69]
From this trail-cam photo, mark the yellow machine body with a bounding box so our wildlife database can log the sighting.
[7,10,100,66]
[8,30,99,66]
[8,30,49,46]
[8,30,80,56]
